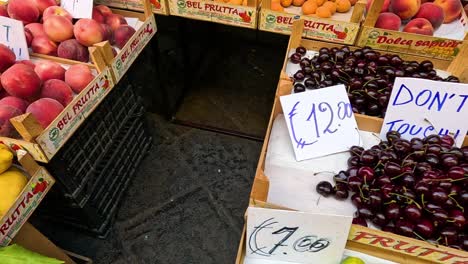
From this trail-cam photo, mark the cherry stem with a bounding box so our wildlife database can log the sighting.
[412,231,435,246]
[401,151,423,166]
[313,171,336,176]
[448,195,464,212]
[391,171,408,181]
[389,192,422,209]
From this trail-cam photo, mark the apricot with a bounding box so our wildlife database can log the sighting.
[336,0,351,12]
[293,0,306,6]
[316,0,325,6]
[302,0,318,14]
[323,1,337,13]
[281,0,293,8]
[317,5,332,17]
[271,1,285,11]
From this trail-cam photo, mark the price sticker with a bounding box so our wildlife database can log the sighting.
[381,78,468,147]
[246,207,352,264]
[279,84,361,161]
[0,16,29,60]
[61,0,93,18]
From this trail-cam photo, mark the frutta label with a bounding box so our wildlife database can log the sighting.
[0,170,53,246]
[171,0,256,28]
[35,70,113,158]
[260,11,357,44]
[359,29,464,60]
[349,226,468,263]
[113,17,156,81]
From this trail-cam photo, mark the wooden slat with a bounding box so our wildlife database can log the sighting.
[10,114,43,142]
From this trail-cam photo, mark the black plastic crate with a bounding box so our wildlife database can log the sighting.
[37,116,151,237]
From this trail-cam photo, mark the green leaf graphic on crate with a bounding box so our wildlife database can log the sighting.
[368,30,380,39]
[266,14,276,24]
[49,127,59,142]
[453,47,460,56]
[115,59,122,71]
[177,0,186,8]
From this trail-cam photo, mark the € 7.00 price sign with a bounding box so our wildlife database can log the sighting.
[280,85,361,161]
[246,207,352,264]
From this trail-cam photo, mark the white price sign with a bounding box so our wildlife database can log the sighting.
[246,207,352,264]
[61,0,93,18]
[381,78,468,147]
[279,85,361,161]
[0,16,29,60]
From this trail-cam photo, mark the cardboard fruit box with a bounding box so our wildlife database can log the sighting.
[0,151,55,247]
[95,0,170,15]
[259,0,366,44]
[167,0,259,29]
[94,1,157,83]
[248,94,468,263]
[356,0,468,61]
[0,54,114,163]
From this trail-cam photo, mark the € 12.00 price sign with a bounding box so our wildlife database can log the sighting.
[280,85,361,161]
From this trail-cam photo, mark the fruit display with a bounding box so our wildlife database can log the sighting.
[0,0,138,62]
[271,0,355,18]
[316,132,468,249]
[369,0,465,37]
[0,44,96,137]
[288,45,460,117]
[0,145,26,218]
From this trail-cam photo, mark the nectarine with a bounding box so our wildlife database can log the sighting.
[25,23,47,39]
[0,4,8,17]
[7,0,39,25]
[0,44,16,73]
[390,0,421,20]
[95,5,113,17]
[42,6,73,21]
[44,15,74,42]
[403,17,434,35]
[26,98,64,128]
[0,96,29,113]
[33,0,57,13]
[415,3,445,29]
[73,19,105,47]
[0,105,22,136]
[105,14,128,30]
[1,64,41,100]
[40,79,73,106]
[434,0,463,23]
[57,39,90,62]
[65,64,94,93]
[114,25,136,49]
[375,12,402,30]
[31,36,58,56]
[34,61,66,82]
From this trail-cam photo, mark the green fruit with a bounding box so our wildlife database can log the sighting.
[341,256,365,264]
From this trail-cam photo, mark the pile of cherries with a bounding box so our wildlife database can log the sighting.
[316,132,468,249]
[290,46,460,117]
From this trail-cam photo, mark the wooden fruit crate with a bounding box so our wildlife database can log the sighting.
[0,54,114,163]
[235,200,468,264]
[247,94,468,263]
[259,0,366,44]
[94,0,169,16]
[94,2,157,83]
[0,151,55,247]
[168,0,259,29]
[356,0,468,60]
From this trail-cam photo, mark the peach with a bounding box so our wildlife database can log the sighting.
[390,0,421,20]
[92,8,105,23]
[16,60,36,70]
[26,98,64,128]
[43,15,74,42]
[1,64,41,100]
[101,24,114,43]
[31,36,57,56]
[113,25,136,49]
[0,96,29,113]
[0,44,16,73]
[293,0,305,7]
[73,19,105,47]
[95,5,113,17]
[42,6,72,22]
[336,0,351,13]
[34,60,65,82]
[0,105,22,136]
[375,12,402,30]
[33,0,57,13]
[57,39,90,62]
[302,0,318,14]
[0,4,8,17]
[415,3,445,29]
[403,17,434,35]
[7,0,39,25]
[40,79,73,106]
[366,0,390,12]
[317,6,332,17]
[25,23,47,39]
[65,64,94,93]
[105,14,127,30]
[24,28,33,47]
[434,0,463,23]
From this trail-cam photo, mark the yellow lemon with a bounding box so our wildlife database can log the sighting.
[0,148,13,174]
[0,168,28,217]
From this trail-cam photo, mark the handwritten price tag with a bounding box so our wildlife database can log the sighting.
[381,78,468,147]
[279,85,361,161]
[61,0,93,18]
[246,207,352,264]
[0,16,29,60]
